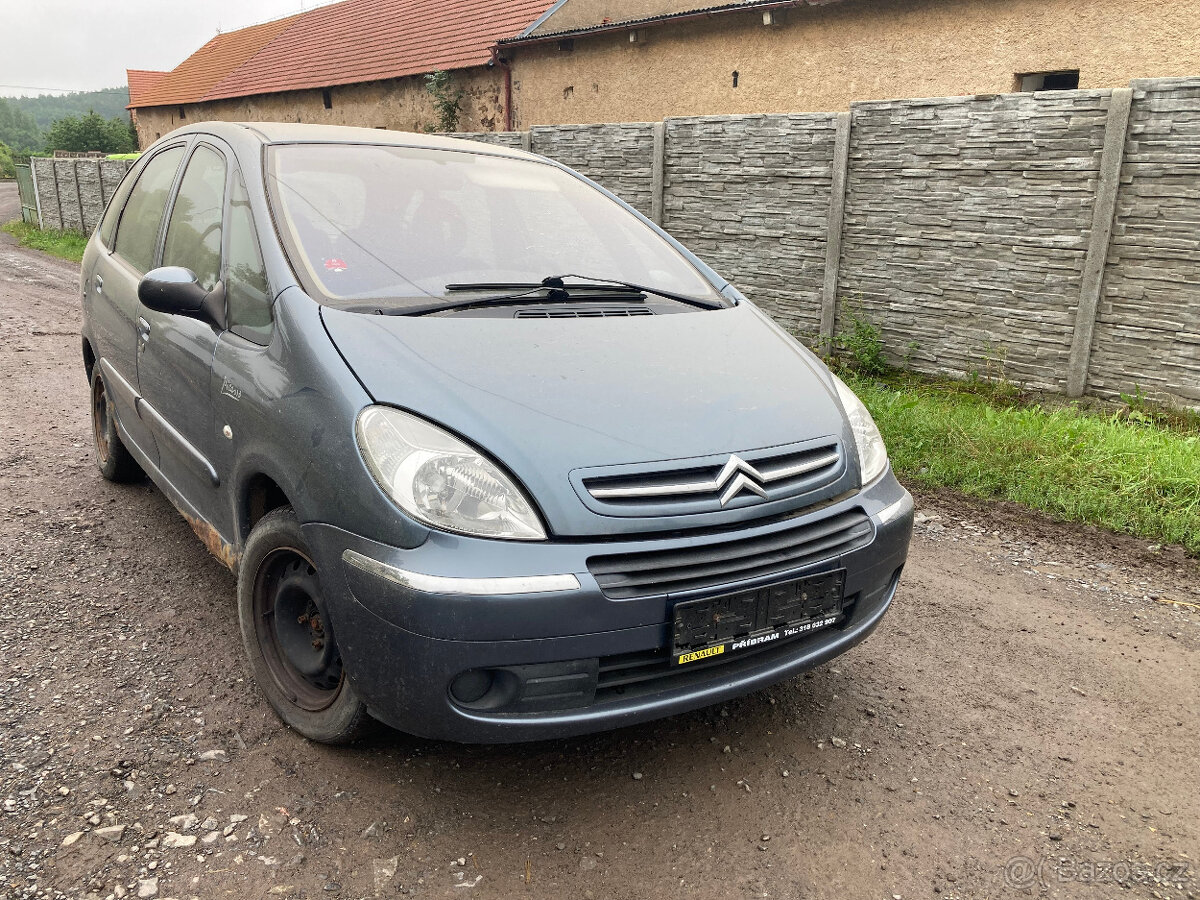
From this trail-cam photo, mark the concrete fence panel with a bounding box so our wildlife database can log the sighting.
[31,157,135,232]
[529,122,658,219]
[662,114,839,337]
[1089,78,1200,404]
[837,91,1112,392]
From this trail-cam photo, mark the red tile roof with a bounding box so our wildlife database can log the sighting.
[125,69,169,109]
[130,15,304,108]
[128,0,556,109]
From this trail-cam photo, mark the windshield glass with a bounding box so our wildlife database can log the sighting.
[266,143,723,308]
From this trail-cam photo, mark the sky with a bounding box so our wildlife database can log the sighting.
[0,0,343,98]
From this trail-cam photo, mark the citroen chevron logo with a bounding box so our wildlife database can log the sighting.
[715,455,769,507]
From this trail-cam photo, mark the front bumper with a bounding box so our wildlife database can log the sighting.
[302,473,914,743]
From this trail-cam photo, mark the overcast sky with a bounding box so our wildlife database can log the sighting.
[0,0,343,98]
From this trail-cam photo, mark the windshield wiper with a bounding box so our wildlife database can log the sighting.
[448,276,724,310]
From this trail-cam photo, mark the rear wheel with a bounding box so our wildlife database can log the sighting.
[238,506,373,743]
[90,368,144,483]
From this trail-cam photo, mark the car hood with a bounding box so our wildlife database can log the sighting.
[321,302,856,537]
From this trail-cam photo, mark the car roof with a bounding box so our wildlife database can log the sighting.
[167,121,534,160]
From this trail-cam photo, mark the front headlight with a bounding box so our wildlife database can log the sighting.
[831,375,889,485]
[355,406,546,541]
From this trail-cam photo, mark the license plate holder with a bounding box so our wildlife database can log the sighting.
[672,570,846,666]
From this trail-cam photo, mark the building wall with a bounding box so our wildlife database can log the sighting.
[508,0,1200,126]
[133,67,505,147]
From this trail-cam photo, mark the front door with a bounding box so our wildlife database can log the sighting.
[92,143,187,467]
[135,142,228,520]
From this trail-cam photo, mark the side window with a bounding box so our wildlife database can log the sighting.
[226,172,273,344]
[162,145,226,292]
[112,146,185,273]
[98,166,138,248]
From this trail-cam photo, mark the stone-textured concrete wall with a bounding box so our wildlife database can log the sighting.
[663,114,839,337]
[36,79,1200,406]
[837,91,1111,391]
[470,79,1200,406]
[530,122,657,217]
[1089,79,1200,404]
[509,0,1200,127]
[33,158,134,232]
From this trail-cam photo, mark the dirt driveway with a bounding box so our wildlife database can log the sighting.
[1,207,1198,900]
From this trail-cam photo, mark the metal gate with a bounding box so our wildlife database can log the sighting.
[14,164,39,225]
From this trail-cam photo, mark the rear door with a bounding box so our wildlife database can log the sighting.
[91,143,187,467]
[135,141,229,518]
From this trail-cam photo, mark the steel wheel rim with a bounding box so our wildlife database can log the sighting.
[252,547,345,712]
[91,376,111,465]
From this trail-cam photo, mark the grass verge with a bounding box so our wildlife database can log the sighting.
[1,220,88,263]
[844,372,1200,555]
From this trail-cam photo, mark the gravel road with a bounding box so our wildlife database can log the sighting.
[2,185,1198,900]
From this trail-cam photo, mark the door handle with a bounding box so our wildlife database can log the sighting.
[94,274,103,294]
[137,317,150,343]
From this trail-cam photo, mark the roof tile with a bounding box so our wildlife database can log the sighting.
[129,0,556,108]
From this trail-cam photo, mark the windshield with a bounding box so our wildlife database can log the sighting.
[266,143,723,308]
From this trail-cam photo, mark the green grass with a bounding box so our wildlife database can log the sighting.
[1,220,88,263]
[845,373,1200,555]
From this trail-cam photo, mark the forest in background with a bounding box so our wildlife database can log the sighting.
[0,87,132,157]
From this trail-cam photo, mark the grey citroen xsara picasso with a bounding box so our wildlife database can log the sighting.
[81,122,914,744]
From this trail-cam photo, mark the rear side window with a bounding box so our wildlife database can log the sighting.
[113,146,185,273]
[162,145,226,292]
[98,166,138,249]
[225,172,273,344]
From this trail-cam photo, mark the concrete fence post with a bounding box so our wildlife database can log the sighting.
[520,131,532,154]
[819,111,853,354]
[651,121,666,227]
[1066,87,1133,398]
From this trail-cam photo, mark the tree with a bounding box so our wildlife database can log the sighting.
[0,98,41,153]
[0,142,16,179]
[43,112,136,154]
[425,70,465,132]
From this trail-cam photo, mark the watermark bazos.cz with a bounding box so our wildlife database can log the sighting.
[1004,855,1192,890]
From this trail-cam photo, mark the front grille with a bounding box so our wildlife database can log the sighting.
[577,441,844,517]
[587,507,873,600]
[514,307,654,318]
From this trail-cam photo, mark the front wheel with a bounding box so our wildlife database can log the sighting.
[237,507,373,743]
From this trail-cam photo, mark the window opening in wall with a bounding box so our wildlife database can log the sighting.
[322,88,333,110]
[1017,70,1080,92]
[178,106,186,119]
[732,70,739,88]
[557,39,574,52]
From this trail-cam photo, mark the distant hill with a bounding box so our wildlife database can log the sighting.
[10,87,131,130]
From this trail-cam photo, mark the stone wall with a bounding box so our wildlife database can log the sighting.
[1089,79,1200,404]
[664,114,839,336]
[491,78,1200,406]
[530,122,658,218]
[33,158,134,233]
[838,91,1112,392]
[30,80,1200,406]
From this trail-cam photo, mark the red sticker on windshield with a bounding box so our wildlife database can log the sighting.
[324,258,348,272]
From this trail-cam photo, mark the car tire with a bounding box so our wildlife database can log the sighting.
[90,368,144,483]
[238,506,373,744]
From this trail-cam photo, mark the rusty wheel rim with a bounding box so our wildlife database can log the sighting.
[91,375,111,465]
[252,547,344,712]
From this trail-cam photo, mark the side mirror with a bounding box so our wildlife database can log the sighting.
[138,267,225,328]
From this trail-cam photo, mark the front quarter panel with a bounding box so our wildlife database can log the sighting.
[211,286,429,555]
